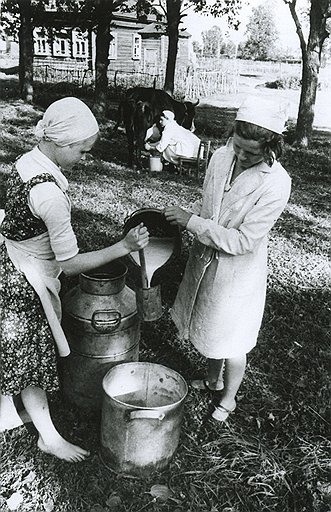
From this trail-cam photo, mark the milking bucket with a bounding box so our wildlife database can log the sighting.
[100,362,188,477]
[61,261,140,410]
[123,208,181,322]
[149,156,163,172]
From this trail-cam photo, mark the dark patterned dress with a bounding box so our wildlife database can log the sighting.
[0,170,61,395]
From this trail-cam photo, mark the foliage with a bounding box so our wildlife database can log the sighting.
[265,75,302,90]
[198,25,236,58]
[240,0,279,60]
[0,82,330,512]
[203,0,243,30]
[201,25,224,58]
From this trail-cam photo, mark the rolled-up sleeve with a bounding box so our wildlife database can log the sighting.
[29,183,79,261]
[187,177,291,255]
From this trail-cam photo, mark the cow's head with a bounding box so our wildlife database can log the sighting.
[182,98,199,131]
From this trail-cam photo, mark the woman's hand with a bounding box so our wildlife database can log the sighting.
[123,223,149,253]
[163,206,192,228]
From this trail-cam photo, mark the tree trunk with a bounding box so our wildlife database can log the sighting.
[295,49,319,146]
[94,0,113,114]
[18,0,34,103]
[163,0,181,96]
[291,0,329,146]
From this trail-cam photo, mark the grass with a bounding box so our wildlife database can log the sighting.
[0,80,330,512]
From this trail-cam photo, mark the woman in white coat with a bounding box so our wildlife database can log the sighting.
[164,95,291,422]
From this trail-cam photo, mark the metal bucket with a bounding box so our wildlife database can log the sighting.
[123,208,181,322]
[61,261,140,410]
[100,362,188,477]
[149,156,163,172]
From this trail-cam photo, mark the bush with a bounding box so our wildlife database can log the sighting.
[265,75,302,90]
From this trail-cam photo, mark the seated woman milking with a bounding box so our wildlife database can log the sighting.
[145,110,200,166]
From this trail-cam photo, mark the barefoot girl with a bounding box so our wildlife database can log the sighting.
[164,95,291,422]
[0,97,149,460]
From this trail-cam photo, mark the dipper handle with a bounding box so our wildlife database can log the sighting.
[139,249,149,289]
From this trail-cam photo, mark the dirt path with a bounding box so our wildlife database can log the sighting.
[199,75,331,132]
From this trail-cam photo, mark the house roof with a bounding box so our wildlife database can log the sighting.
[138,23,166,35]
[138,23,191,38]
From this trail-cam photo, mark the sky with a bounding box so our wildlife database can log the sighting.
[183,0,302,52]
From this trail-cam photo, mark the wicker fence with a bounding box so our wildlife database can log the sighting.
[34,64,94,87]
[33,61,240,98]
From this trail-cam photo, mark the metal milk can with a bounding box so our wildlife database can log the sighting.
[61,261,140,410]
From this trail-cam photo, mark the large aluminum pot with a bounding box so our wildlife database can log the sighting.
[100,362,188,477]
[61,261,140,410]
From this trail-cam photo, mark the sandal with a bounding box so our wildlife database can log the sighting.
[211,403,236,422]
[191,379,224,391]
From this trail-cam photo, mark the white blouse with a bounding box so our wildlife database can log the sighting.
[14,146,79,261]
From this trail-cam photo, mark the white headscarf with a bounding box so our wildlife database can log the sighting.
[162,110,175,121]
[35,97,99,147]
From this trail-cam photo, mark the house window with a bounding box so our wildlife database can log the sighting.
[72,29,88,58]
[109,33,118,60]
[132,34,141,60]
[53,31,70,57]
[45,0,57,11]
[34,28,50,56]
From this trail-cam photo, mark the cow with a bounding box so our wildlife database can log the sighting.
[113,87,199,169]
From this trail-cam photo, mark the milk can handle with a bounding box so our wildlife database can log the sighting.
[129,410,165,421]
[91,310,121,333]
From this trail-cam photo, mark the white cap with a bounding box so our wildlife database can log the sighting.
[235,95,288,134]
[162,110,175,121]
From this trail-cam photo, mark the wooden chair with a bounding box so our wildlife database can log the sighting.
[178,140,211,182]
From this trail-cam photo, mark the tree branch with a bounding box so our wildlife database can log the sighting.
[285,0,307,54]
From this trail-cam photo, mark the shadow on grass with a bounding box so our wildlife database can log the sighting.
[193,104,237,143]
[273,209,329,249]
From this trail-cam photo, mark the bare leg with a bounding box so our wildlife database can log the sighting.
[192,358,225,391]
[21,386,89,462]
[219,354,247,411]
[207,358,225,389]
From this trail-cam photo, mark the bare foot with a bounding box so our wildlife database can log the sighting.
[37,436,90,462]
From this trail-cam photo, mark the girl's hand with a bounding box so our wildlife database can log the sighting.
[163,206,192,228]
[123,223,149,252]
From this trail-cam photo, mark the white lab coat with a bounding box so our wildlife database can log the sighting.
[149,120,200,164]
[171,139,291,358]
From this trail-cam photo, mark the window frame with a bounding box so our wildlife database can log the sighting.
[34,28,50,56]
[72,29,88,58]
[132,33,142,60]
[108,32,118,60]
[53,30,71,57]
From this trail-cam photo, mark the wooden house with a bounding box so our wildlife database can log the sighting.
[33,3,194,76]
